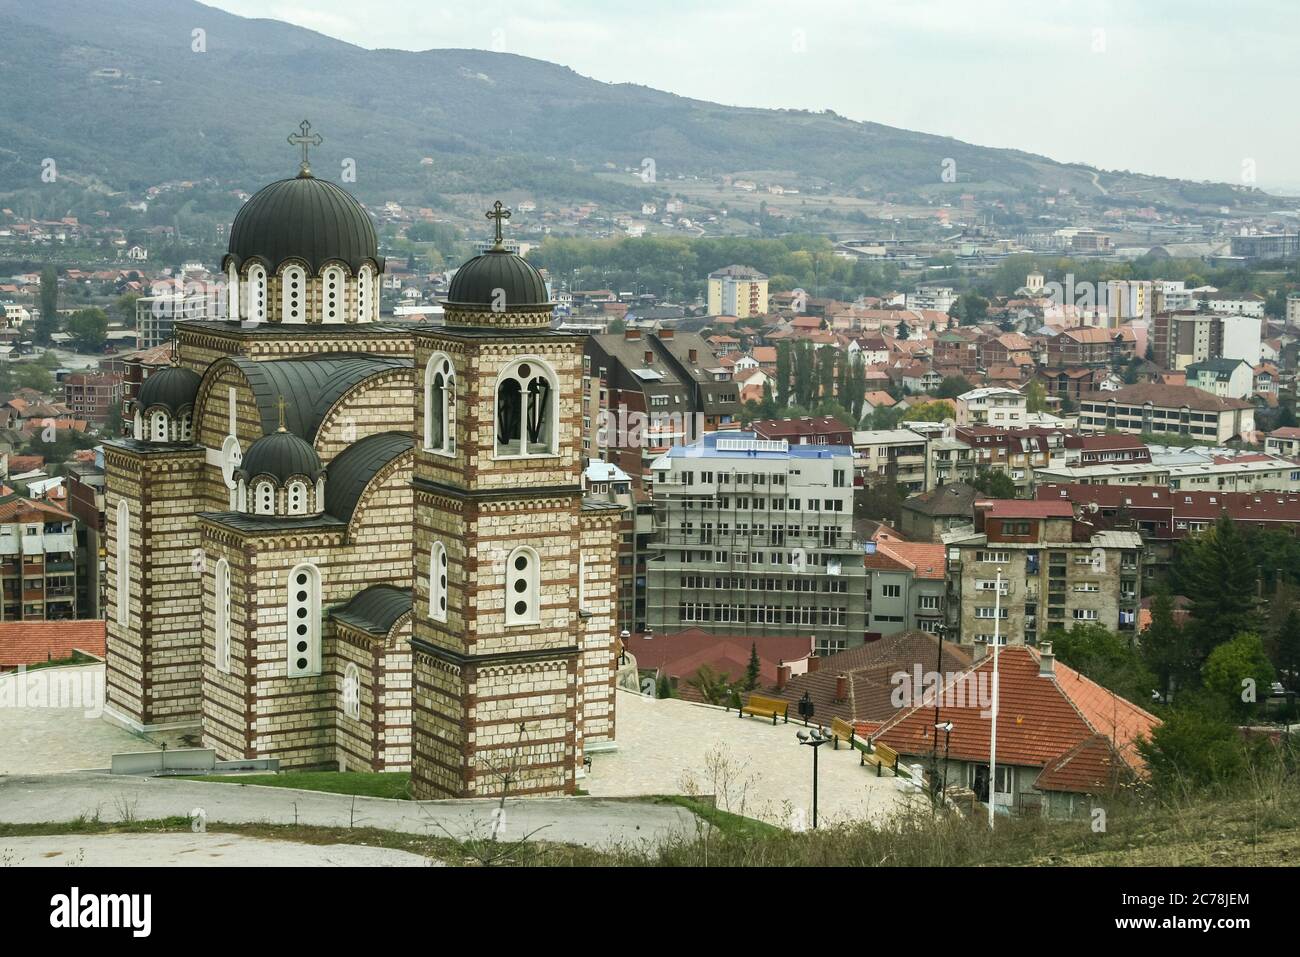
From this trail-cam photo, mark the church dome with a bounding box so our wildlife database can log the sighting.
[445,249,550,309]
[137,365,201,415]
[224,172,379,276]
[237,429,324,484]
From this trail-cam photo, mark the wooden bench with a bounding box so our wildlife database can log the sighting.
[861,740,900,776]
[830,717,857,750]
[740,694,789,725]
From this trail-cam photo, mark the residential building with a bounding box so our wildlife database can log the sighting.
[957,426,1067,492]
[853,428,929,493]
[707,265,769,318]
[583,460,639,634]
[946,499,1143,647]
[134,286,217,350]
[955,387,1027,427]
[0,495,80,621]
[63,372,123,425]
[751,415,854,447]
[1076,384,1255,443]
[900,483,978,541]
[1063,433,1151,466]
[645,432,868,655]
[1185,357,1254,399]
[1265,427,1300,459]
[118,343,175,435]
[864,532,947,636]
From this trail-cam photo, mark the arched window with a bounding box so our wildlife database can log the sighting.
[286,480,307,515]
[246,264,267,324]
[178,413,193,442]
[423,353,455,454]
[132,410,143,440]
[322,265,345,323]
[429,541,447,622]
[220,435,242,490]
[150,410,169,442]
[495,358,557,457]
[254,481,275,515]
[214,558,231,673]
[357,264,374,322]
[281,264,305,323]
[505,545,540,626]
[286,563,321,677]
[115,499,130,627]
[227,263,240,322]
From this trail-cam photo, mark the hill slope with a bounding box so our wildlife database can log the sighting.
[0,0,1274,213]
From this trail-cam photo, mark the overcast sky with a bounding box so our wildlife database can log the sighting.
[205,0,1298,190]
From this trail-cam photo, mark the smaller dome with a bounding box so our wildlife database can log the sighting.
[138,366,202,415]
[445,248,550,310]
[237,430,324,484]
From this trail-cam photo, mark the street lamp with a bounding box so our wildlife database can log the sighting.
[935,721,954,805]
[929,622,948,804]
[796,727,833,829]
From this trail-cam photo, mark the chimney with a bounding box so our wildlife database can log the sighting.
[688,348,698,363]
[835,674,848,702]
[1039,640,1055,677]
[973,640,988,662]
[660,328,675,340]
[776,664,791,691]
[806,654,820,674]
[624,328,641,340]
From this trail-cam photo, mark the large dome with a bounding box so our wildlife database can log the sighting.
[236,429,324,484]
[137,365,201,415]
[224,171,380,275]
[445,247,550,310]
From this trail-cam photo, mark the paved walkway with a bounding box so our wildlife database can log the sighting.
[0,833,438,867]
[0,773,696,850]
[585,690,923,828]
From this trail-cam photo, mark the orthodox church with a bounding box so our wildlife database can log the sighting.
[103,126,622,798]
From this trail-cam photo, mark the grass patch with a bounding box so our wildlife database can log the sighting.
[181,771,413,800]
[654,796,781,840]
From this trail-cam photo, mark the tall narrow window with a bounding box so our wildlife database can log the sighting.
[215,558,231,673]
[286,563,321,677]
[255,481,275,515]
[286,481,307,515]
[150,410,169,442]
[424,353,455,454]
[281,264,305,323]
[495,359,557,456]
[429,541,447,622]
[343,662,361,719]
[357,264,374,322]
[115,499,130,627]
[322,265,344,322]
[505,545,540,626]
[227,262,240,322]
[246,264,267,323]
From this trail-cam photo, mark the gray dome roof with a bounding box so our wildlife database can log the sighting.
[445,248,550,309]
[223,172,380,276]
[137,366,202,415]
[237,429,324,484]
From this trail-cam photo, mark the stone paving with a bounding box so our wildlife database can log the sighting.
[0,663,173,775]
[584,689,924,828]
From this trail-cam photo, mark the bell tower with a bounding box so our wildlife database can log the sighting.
[409,204,621,799]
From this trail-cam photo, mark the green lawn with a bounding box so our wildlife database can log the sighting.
[183,771,413,800]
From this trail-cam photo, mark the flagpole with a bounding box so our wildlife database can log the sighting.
[988,566,1002,830]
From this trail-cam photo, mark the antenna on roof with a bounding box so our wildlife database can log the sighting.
[276,394,287,433]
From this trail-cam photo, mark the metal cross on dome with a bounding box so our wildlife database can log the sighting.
[486,200,511,247]
[288,120,323,174]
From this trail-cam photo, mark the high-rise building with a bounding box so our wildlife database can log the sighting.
[706,265,769,318]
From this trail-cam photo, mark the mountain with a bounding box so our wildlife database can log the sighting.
[0,0,1276,216]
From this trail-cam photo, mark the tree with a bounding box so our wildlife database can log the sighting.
[775,341,792,407]
[1135,704,1247,793]
[1173,513,1261,668]
[900,399,955,423]
[686,665,734,705]
[744,643,761,692]
[66,308,109,352]
[935,375,972,400]
[655,673,673,699]
[970,469,1017,499]
[36,266,59,345]
[607,318,626,333]
[12,363,54,393]
[1023,379,1050,414]
[114,291,142,323]
[1048,623,1155,705]
[1270,608,1300,693]
[1140,586,1187,702]
[895,321,911,340]
[1202,633,1275,719]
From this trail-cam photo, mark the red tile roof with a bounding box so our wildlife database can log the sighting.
[0,620,106,670]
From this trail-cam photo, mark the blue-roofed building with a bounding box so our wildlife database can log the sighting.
[646,432,869,655]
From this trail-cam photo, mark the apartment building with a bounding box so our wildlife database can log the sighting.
[946,500,1143,647]
[1185,357,1254,399]
[1076,384,1254,443]
[957,426,1068,493]
[854,428,929,493]
[1034,452,1300,494]
[0,495,79,621]
[706,265,769,318]
[955,387,1027,427]
[62,372,123,426]
[645,432,868,655]
[751,416,854,447]
[864,532,947,637]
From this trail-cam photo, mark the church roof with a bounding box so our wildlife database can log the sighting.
[445,247,550,310]
[137,365,202,415]
[223,172,381,276]
[234,355,411,441]
[330,585,412,636]
[237,429,324,484]
[324,431,413,522]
